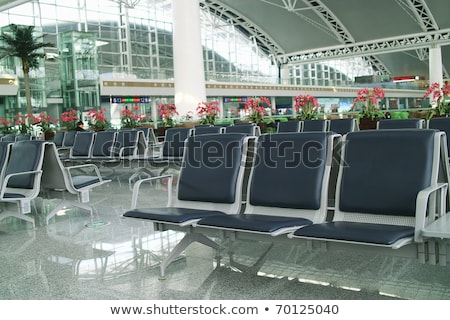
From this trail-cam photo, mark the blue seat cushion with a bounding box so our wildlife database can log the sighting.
[123,207,226,224]
[198,214,312,233]
[72,176,108,189]
[3,193,26,198]
[293,221,414,245]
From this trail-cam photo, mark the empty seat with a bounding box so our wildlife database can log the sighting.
[377,118,425,129]
[196,132,334,236]
[302,119,329,132]
[329,118,358,135]
[123,133,250,277]
[291,129,446,255]
[276,120,301,133]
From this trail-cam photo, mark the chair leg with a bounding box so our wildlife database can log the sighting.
[159,233,219,279]
[0,211,35,228]
[45,199,93,225]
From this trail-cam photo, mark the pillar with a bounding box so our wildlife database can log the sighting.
[172,0,206,118]
[429,45,443,86]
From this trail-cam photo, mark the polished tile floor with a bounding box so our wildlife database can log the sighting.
[0,167,449,300]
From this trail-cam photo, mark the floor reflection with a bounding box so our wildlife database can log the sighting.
[0,172,449,300]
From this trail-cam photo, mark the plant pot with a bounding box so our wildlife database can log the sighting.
[44,130,56,140]
[359,118,378,130]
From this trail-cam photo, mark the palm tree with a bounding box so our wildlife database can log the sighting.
[0,24,53,118]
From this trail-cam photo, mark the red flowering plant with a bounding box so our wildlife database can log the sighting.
[0,117,14,134]
[424,82,450,119]
[244,96,272,124]
[120,105,144,129]
[158,103,178,128]
[14,114,31,133]
[87,108,109,130]
[60,109,79,131]
[196,101,220,125]
[32,112,56,132]
[294,94,320,120]
[352,87,385,120]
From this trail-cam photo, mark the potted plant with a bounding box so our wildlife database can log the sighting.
[196,101,220,125]
[14,114,31,133]
[33,112,57,140]
[352,87,385,130]
[60,109,79,131]
[158,103,178,128]
[87,108,110,131]
[0,118,14,134]
[294,94,320,121]
[424,82,450,120]
[120,105,142,129]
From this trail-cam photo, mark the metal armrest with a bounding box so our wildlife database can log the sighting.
[415,182,448,242]
[0,170,43,199]
[131,174,173,209]
[65,163,104,181]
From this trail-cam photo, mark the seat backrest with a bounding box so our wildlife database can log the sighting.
[277,120,301,133]
[193,125,224,135]
[377,118,425,129]
[335,129,440,224]
[114,129,140,157]
[147,127,158,145]
[224,123,260,136]
[174,133,249,214]
[302,119,329,132]
[4,140,46,189]
[70,131,95,157]
[53,131,65,147]
[91,130,117,158]
[0,141,12,183]
[428,117,450,159]
[329,118,358,135]
[161,127,192,157]
[244,132,333,223]
[62,130,77,147]
[15,133,32,141]
[1,134,16,142]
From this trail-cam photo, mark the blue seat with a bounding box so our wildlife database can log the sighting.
[224,123,260,136]
[302,119,329,132]
[276,120,301,133]
[0,140,47,227]
[61,130,77,148]
[377,118,425,129]
[196,132,333,236]
[41,141,112,224]
[53,131,65,147]
[65,131,95,161]
[123,133,250,277]
[90,130,117,159]
[193,125,225,135]
[291,129,447,253]
[329,118,358,135]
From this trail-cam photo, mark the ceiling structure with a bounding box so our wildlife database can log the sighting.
[202,0,450,79]
[1,0,449,80]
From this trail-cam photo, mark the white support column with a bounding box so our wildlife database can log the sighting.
[280,64,291,85]
[429,45,443,86]
[172,0,206,118]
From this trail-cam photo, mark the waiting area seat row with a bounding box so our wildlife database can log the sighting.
[0,140,111,227]
[122,129,450,278]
